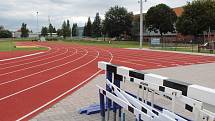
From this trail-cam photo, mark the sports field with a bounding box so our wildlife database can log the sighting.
[0,41,215,120]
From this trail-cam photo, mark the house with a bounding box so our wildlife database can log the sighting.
[12,30,22,38]
[133,7,184,41]
[133,6,215,43]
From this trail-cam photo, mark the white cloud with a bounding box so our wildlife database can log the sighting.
[0,0,193,32]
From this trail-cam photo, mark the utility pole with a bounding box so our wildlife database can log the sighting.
[36,12,39,35]
[48,16,51,25]
[139,0,147,49]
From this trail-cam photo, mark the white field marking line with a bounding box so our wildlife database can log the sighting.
[114,54,193,65]
[86,54,146,67]
[17,70,102,121]
[0,52,45,62]
[114,54,180,64]
[88,47,145,66]
[113,56,160,65]
[0,49,87,86]
[0,47,65,69]
[16,47,113,121]
[0,48,77,77]
[0,46,51,62]
[0,48,70,70]
[110,50,177,60]
[111,50,196,63]
[0,46,58,66]
[0,50,98,102]
[110,51,177,64]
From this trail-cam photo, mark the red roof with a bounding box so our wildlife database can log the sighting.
[172,7,184,17]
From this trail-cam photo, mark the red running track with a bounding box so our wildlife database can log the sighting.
[0,42,215,121]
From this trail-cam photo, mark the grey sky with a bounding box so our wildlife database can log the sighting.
[0,0,193,32]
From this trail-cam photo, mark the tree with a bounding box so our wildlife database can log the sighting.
[61,20,71,38]
[176,0,215,42]
[41,27,48,36]
[104,6,133,38]
[92,13,102,39]
[48,24,54,36]
[57,29,63,37]
[21,23,29,37]
[53,27,57,33]
[0,26,4,31]
[85,17,92,37]
[62,21,67,38]
[131,15,140,40]
[66,20,71,37]
[83,24,87,36]
[145,4,177,39]
[72,23,78,36]
[0,30,12,38]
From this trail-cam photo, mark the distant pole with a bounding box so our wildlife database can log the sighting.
[37,12,39,35]
[140,0,143,49]
[48,16,51,25]
[139,0,146,49]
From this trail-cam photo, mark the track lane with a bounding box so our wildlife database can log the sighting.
[0,46,106,121]
[0,47,58,66]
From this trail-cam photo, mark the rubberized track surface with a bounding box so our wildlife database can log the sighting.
[0,42,215,121]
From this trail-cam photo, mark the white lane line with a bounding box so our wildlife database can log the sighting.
[0,48,70,70]
[0,48,77,77]
[0,46,56,66]
[0,46,51,62]
[17,47,113,121]
[111,50,197,64]
[0,49,86,86]
[0,52,45,62]
[0,50,98,102]
[87,54,146,67]
[16,70,102,121]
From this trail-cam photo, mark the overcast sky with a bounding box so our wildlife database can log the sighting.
[0,0,193,32]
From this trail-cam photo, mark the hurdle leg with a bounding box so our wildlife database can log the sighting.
[171,92,176,113]
[145,88,149,101]
[106,71,113,121]
[113,102,117,121]
[142,87,145,103]
[118,106,122,121]
[112,73,121,121]
[121,109,125,121]
[151,90,155,107]
[135,114,143,121]
[193,108,200,121]
[99,92,105,121]
[121,77,126,121]
[137,84,140,101]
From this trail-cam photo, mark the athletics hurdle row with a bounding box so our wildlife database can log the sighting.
[97,61,215,121]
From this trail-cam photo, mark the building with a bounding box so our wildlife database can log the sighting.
[133,7,184,42]
[133,6,215,43]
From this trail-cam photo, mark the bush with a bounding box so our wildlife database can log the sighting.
[0,30,12,38]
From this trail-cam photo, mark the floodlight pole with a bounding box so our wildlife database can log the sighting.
[37,12,39,35]
[139,0,146,49]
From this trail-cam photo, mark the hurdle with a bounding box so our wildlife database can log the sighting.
[97,61,215,121]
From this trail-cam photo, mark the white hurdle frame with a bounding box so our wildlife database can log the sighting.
[98,61,215,121]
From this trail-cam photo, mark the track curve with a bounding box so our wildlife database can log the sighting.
[0,41,214,121]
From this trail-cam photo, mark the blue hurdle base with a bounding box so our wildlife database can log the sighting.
[79,104,120,115]
[79,92,191,121]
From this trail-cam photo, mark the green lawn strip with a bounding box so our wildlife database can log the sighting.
[62,39,149,48]
[152,46,215,54]
[0,41,47,52]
